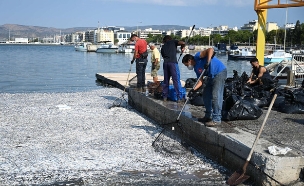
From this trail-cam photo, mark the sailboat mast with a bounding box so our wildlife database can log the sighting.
[283,5,288,53]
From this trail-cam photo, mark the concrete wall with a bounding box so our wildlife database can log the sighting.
[128,88,304,185]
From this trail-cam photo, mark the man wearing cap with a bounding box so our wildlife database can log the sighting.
[149,43,160,83]
[247,57,274,89]
[130,34,148,92]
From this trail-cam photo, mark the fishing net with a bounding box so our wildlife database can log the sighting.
[152,122,192,158]
[108,92,129,109]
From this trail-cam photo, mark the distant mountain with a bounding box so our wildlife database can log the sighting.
[0,24,96,40]
[0,24,190,40]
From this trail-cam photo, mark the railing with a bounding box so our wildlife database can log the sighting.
[292,54,304,87]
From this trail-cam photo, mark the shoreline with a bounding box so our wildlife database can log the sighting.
[0,89,230,185]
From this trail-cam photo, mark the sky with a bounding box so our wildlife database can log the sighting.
[0,0,303,29]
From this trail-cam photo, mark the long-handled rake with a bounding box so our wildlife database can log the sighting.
[108,63,133,109]
[152,51,216,147]
[226,94,277,185]
[177,25,195,62]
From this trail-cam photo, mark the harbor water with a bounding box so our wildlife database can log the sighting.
[0,44,255,185]
[0,44,253,93]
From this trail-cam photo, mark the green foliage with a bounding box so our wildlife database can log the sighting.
[145,20,303,47]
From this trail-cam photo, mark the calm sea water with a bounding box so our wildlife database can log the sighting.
[0,44,252,93]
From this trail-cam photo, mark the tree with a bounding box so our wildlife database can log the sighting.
[293,20,302,47]
[212,34,222,45]
[300,22,304,47]
[266,30,277,44]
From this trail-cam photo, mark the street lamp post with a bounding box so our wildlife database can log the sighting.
[137,21,142,36]
[208,24,212,47]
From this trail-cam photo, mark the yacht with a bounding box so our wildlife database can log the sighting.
[96,42,118,53]
[228,48,256,61]
[117,43,135,53]
[264,50,293,64]
[75,42,91,52]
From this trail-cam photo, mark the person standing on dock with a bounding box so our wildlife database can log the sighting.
[130,34,148,92]
[161,35,185,102]
[182,47,227,127]
[149,43,160,83]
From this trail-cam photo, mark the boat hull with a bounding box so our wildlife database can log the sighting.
[75,47,87,52]
[96,48,118,53]
[264,57,292,64]
[228,54,256,61]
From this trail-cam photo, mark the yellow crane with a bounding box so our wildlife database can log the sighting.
[254,0,304,65]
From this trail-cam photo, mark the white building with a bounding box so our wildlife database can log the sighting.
[240,20,258,31]
[266,22,279,32]
[14,38,28,43]
[115,31,132,45]
[285,23,295,29]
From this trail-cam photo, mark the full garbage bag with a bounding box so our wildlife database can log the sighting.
[278,89,304,114]
[222,95,263,121]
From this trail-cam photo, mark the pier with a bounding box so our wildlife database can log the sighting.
[96,73,304,185]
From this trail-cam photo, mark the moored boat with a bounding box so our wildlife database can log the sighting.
[228,48,256,61]
[264,49,292,64]
[96,41,118,53]
[75,42,91,52]
[266,55,304,80]
[117,43,135,53]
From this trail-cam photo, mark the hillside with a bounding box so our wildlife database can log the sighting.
[0,24,189,40]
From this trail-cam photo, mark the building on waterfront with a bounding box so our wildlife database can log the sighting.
[3,38,29,44]
[137,28,162,39]
[240,20,259,31]
[266,22,279,32]
[96,28,114,44]
[196,27,213,37]
[285,23,295,29]
[115,31,132,45]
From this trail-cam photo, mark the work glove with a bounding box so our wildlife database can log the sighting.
[131,60,134,64]
[187,89,196,98]
[204,62,210,70]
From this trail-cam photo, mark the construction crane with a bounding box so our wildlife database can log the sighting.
[254,0,304,65]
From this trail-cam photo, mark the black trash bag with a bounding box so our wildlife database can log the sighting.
[153,82,163,99]
[240,71,250,85]
[243,97,269,108]
[273,95,285,109]
[189,87,204,106]
[278,101,304,114]
[222,95,263,121]
[285,89,304,105]
[185,78,197,88]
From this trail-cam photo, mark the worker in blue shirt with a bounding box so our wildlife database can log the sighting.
[182,48,227,127]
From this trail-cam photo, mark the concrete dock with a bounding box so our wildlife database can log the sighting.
[96,73,185,89]
[96,73,304,185]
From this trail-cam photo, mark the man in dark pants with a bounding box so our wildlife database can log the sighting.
[130,34,148,92]
[161,35,185,102]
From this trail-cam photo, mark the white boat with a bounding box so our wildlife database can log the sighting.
[75,42,91,52]
[228,48,256,61]
[264,49,293,64]
[266,55,304,81]
[117,43,135,53]
[96,42,118,53]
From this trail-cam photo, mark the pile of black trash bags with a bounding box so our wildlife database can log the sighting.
[185,70,304,121]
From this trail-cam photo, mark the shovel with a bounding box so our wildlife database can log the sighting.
[226,94,277,185]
